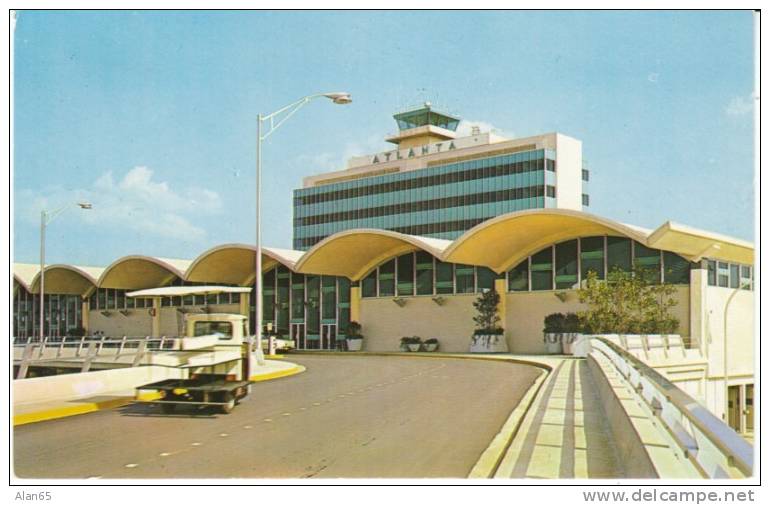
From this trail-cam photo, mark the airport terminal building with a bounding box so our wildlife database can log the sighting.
[13,105,755,430]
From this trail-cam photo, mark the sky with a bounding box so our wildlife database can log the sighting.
[12,10,756,267]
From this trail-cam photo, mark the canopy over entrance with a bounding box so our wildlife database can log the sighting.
[127,285,252,298]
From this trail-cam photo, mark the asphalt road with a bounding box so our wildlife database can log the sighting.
[14,354,541,479]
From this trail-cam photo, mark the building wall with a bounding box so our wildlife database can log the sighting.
[89,303,241,337]
[504,286,691,354]
[359,294,478,352]
[555,133,583,211]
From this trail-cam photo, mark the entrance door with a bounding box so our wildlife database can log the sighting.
[291,323,305,350]
[321,324,336,350]
[728,385,742,431]
[745,384,754,433]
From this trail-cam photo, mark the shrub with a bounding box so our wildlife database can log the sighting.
[577,266,679,335]
[346,321,363,340]
[543,313,565,333]
[401,336,422,345]
[424,338,438,344]
[472,289,503,335]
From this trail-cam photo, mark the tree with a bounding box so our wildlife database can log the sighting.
[577,266,680,335]
[472,289,503,335]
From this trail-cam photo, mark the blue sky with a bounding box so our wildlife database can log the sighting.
[13,10,755,267]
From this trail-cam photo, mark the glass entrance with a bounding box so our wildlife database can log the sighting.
[321,324,336,350]
[745,385,754,433]
[728,385,742,431]
[290,323,305,350]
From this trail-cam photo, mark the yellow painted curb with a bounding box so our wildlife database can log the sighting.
[468,368,549,478]
[13,391,161,427]
[249,364,305,382]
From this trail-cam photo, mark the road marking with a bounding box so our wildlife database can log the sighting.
[243,425,253,429]
[263,418,273,422]
[191,442,202,446]
[124,463,138,469]
[219,433,229,437]
[299,407,307,411]
[159,452,171,457]
[282,412,292,416]
[312,402,321,406]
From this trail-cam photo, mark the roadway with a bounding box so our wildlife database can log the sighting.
[13,354,541,479]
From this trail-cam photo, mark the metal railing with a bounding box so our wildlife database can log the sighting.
[13,336,180,379]
[591,337,753,478]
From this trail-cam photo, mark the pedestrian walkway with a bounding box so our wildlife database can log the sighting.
[496,359,624,479]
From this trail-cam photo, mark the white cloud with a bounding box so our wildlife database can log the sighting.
[297,133,385,172]
[725,94,755,116]
[17,166,222,242]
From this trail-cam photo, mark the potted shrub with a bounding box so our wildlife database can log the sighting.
[402,336,422,352]
[345,321,364,351]
[423,338,439,352]
[543,313,565,354]
[562,312,581,355]
[469,289,508,353]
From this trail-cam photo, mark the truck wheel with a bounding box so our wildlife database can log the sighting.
[161,403,176,414]
[221,395,235,414]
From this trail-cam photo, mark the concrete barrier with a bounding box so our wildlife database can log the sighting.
[13,366,185,406]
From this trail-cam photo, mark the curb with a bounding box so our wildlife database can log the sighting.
[13,391,161,427]
[468,368,550,478]
[249,364,306,382]
[14,364,306,426]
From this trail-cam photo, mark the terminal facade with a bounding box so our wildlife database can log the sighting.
[13,105,755,434]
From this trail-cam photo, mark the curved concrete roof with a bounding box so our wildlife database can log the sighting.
[97,255,192,289]
[294,228,452,280]
[647,221,754,265]
[444,208,651,273]
[30,264,104,295]
[13,263,40,292]
[185,244,305,286]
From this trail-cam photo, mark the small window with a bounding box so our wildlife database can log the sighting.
[707,260,716,286]
[741,265,752,290]
[717,262,730,287]
[193,321,233,339]
[546,185,556,198]
[582,194,590,206]
[582,169,589,182]
[508,260,528,291]
[730,264,740,289]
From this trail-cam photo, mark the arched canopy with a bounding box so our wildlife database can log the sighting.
[444,209,651,273]
[30,264,103,296]
[185,244,305,286]
[294,228,452,281]
[98,256,191,289]
[13,263,40,293]
[647,221,754,265]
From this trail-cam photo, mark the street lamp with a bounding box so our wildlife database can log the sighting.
[38,201,92,340]
[255,92,351,349]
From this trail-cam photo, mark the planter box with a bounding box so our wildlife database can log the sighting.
[423,343,438,352]
[561,333,580,355]
[407,343,422,352]
[469,334,509,353]
[543,333,562,354]
[346,339,363,351]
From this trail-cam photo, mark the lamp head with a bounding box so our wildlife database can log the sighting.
[323,92,352,105]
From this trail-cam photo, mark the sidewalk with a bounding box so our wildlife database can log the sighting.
[13,359,304,426]
[495,358,624,479]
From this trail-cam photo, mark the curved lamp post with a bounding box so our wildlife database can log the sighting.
[255,92,351,348]
[39,201,92,340]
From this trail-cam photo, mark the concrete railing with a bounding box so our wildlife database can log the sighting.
[590,337,753,478]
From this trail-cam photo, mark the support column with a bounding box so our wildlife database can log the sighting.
[81,299,90,334]
[240,292,251,334]
[494,278,507,330]
[151,297,161,337]
[350,284,361,322]
[689,262,708,354]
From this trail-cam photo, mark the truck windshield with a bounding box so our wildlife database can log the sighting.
[193,321,233,339]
